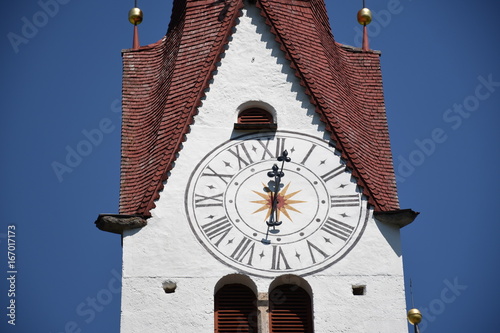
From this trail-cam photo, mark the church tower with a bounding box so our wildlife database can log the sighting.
[96,0,418,331]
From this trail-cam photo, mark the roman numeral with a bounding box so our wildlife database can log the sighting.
[320,165,345,182]
[271,245,291,270]
[275,138,286,159]
[226,138,288,171]
[330,194,359,207]
[306,240,328,264]
[322,217,354,242]
[300,143,317,165]
[201,166,233,184]
[257,139,274,160]
[201,216,232,247]
[230,237,255,266]
[195,192,223,207]
[228,143,254,170]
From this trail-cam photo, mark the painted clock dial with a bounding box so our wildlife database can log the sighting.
[185,131,368,277]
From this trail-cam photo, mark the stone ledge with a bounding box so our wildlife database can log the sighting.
[95,214,148,234]
[373,209,419,228]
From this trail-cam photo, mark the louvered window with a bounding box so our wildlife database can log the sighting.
[215,284,258,333]
[269,284,313,333]
[234,108,276,130]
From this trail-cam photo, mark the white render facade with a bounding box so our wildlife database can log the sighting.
[120,5,407,333]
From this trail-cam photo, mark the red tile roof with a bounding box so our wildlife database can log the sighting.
[120,0,399,217]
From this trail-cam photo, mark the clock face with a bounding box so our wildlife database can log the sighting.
[185,131,368,277]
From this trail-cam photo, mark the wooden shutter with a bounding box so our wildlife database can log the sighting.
[269,284,313,333]
[238,108,273,124]
[234,108,276,130]
[215,284,258,333]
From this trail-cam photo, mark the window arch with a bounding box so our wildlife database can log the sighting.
[215,283,258,333]
[269,284,313,333]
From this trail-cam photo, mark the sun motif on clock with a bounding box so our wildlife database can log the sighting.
[251,182,306,222]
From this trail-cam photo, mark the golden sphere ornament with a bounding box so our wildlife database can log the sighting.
[128,7,143,25]
[407,308,423,325]
[357,8,372,25]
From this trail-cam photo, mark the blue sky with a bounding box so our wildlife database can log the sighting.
[1,0,499,332]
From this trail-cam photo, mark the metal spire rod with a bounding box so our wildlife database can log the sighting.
[410,279,415,308]
[407,280,422,333]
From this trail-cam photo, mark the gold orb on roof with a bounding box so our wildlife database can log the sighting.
[407,308,423,325]
[128,7,143,25]
[357,8,372,25]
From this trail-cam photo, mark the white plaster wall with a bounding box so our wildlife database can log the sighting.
[121,4,406,333]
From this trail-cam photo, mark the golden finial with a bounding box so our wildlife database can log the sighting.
[407,308,423,325]
[357,8,372,26]
[128,3,143,50]
[357,1,372,51]
[128,7,143,25]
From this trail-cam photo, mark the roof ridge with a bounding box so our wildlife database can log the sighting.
[337,42,381,54]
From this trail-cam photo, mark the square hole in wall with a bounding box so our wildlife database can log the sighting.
[352,285,366,295]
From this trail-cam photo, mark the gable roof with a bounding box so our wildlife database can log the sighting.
[120,0,399,217]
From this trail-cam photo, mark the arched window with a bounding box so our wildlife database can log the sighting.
[215,284,258,333]
[234,108,276,130]
[269,284,313,333]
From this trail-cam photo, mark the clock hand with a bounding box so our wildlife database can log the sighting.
[268,164,283,225]
[277,149,291,164]
[270,150,291,225]
[261,193,277,245]
[262,150,291,244]
[262,167,281,245]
